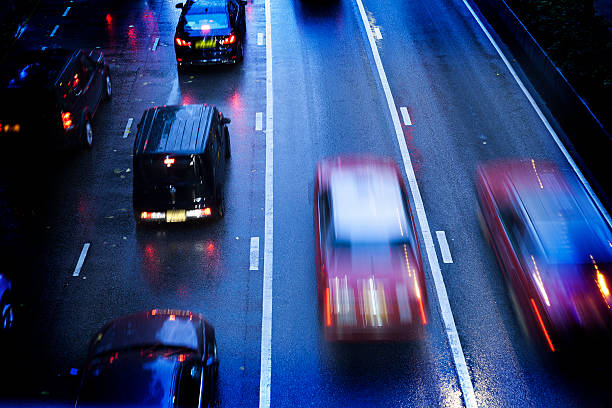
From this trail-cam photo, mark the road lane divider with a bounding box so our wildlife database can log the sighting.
[259,0,273,405]
[459,0,612,230]
[50,25,59,37]
[400,106,413,126]
[354,0,477,406]
[73,243,91,277]
[62,6,71,17]
[152,37,160,51]
[256,112,263,131]
[250,237,260,271]
[436,231,454,264]
[122,118,134,139]
[258,32,264,46]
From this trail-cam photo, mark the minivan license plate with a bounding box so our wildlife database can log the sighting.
[195,38,216,49]
[166,209,186,222]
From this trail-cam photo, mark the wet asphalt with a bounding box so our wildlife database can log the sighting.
[0,0,610,407]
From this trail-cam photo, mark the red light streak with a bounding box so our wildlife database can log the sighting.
[325,287,332,327]
[530,298,555,352]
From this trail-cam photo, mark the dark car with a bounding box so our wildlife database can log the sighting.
[476,160,612,352]
[174,0,247,67]
[75,309,219,408]
[133,104,231,223]
[0,48,111,151]
[314,156,428,341]
[0,273,14,333]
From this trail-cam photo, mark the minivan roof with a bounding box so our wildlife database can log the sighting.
[134,104,215,155]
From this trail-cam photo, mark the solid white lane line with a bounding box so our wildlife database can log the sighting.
[256,112,263,131]
[259,0,273,405]
[73,243,91,277]
[436,231,454,264]
[459,0,612,230]
[62,6,71,17]
[373,26,382,40]
[50,25,59,37]
[258,32,264,46]
[250,237,260,270]
[122,118,134,139]
[152,37,160,51]
[354,1,477,407]
[400,106,412,126]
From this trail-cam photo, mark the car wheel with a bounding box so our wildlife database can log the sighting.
[224,129,231,159]
[81,117,93,149]
[104,74,112,99]
[1,294,15,332]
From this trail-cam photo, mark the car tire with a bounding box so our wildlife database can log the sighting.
[104,73,112,100]
[224,129,231,159]
[1,293,15,332]
[81,117,94,149]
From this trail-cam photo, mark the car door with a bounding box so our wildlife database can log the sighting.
[78,52,104,113]
[176,361,204,408]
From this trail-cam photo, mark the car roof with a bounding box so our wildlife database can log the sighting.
[90,309,204,357]
[134,104,214,155]
[329,164,410,243]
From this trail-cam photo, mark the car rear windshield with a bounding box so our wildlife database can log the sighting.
[185,13,229,30]
[136,156,200,185]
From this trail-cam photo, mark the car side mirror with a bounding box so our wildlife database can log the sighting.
[221,117,231,125]
[176,3,183,8]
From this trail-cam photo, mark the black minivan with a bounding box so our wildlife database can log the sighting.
[133,104,231,223]
[0,48,111,151]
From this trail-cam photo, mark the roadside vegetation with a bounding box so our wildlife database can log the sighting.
[505,0,612,130]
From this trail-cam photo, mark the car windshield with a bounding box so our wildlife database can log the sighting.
[185,13,229,30]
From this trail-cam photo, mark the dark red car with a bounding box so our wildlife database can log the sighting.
[314,156,428,341]
[476,160,612,352]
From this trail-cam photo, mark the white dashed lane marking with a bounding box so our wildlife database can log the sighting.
[400,107,412,126]
[123,118,134,139]
[250,237,260,271]
[73,243,91,277]
[50,25,59,37]
[152,37,160,51]
[62,6,71,17]
[256,112,263,131]
[436,231,454,264]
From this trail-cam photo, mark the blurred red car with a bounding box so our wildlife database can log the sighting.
[476,160,612,352]
[314,156,428,341]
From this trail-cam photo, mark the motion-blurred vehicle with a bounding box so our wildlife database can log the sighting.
[175,0,247,67]
[476,160,612,352]
[133,104,231,223]
[0,48,111,151]
[314,156,428,341]
[74,309,219,408]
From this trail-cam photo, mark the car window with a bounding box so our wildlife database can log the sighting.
[77,54,94,86]
[185,13,229,30]
[177,362,202,408]
[137,156,200,185]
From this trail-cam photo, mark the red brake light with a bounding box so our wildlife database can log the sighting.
[175,37,191,47]
[219,34,235,45]
[141,211,152,219]
[61,112,72,130]
[203,207,212,216]
[164,158,175,167]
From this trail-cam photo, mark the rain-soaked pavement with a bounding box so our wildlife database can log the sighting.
[0,0,611,407]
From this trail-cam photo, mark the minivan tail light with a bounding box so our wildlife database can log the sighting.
[61,112,72,130]
[164,158,175,167]
[219,34,235,45]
